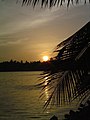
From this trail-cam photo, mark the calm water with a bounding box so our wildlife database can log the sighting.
[0,72,77,120]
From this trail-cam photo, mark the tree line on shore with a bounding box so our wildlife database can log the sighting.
[0,59,51,72]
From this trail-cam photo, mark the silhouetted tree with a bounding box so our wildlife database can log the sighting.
[20,60,23,64]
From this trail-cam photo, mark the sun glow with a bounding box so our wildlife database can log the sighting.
[43,56,49,61]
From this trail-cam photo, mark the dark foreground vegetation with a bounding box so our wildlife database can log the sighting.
[63,101,90,120]
[42,21,90,119]
[50,100,90,120]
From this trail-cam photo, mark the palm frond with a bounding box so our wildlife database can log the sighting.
[21,0,90,7]
[41,68,90,108]
[40,21,90,108]
[56,22,90,61]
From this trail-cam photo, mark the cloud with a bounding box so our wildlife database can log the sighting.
[0,1,62,48]
[0,1,61,36]
[0,1,90,61]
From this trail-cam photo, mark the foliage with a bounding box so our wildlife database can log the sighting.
[39,22,90,109]
[0,60,50,71]
[19,0,90,7]
[64,100,90,120]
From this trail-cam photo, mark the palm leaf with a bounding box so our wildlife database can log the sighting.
[20,0,90,7]
[40,21,90,108]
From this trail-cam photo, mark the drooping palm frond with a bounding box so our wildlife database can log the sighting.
[56,22,90,61]
[21,0,90,7]
[41,69,90,109]
[40,21,90,108]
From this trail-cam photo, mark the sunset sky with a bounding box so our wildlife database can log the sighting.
[0,0,90,62]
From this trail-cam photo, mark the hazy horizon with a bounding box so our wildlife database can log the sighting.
[0,0,90,62]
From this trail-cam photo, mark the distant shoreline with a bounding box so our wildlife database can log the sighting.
[0,60,50,72]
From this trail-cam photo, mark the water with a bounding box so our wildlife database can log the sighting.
[0,72,77,120]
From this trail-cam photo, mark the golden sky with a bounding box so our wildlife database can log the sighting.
[0,0,90,62]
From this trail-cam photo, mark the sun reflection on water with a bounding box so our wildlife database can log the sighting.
[44,77,49,99]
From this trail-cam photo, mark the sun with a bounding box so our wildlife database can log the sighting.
[43,56,49,61]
